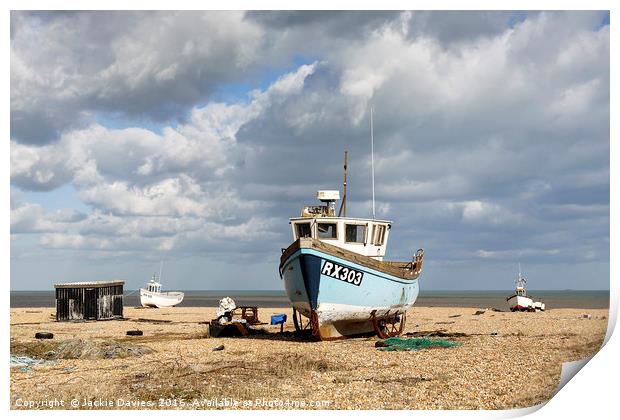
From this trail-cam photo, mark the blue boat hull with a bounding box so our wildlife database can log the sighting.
[280,243,420,339]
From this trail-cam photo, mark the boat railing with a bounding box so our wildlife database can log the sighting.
[405,249,425,274]
[281,238,424,280]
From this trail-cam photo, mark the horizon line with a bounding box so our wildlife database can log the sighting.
[9,288,611,292]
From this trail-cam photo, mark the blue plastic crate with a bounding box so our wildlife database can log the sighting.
[270,314,287,325]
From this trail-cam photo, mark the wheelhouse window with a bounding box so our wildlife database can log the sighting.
[295,222,312,239]
[345,224,366,243]
[317,223,338,239]
[373,224,386,246]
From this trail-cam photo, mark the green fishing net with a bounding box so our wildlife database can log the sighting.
[376,337,462,351]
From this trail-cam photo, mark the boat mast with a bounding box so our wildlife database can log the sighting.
[338,150,348,217]
[159,261,163,283]
[516,262,526,295]
[370,106,376,219]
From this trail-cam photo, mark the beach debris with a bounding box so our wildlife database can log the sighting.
[233,306,264,325]
[271,313,288,333]
[473,310,486,316]
[209,298,255,337]
[448,314,462,318]
[212,344,225,351]
[135,318,172,324]
[11,338,153,360]
[491,308,504,312]
[582,314,592,319]
[10,355,47,367]
[189,364,210,373]
[208,320,249,338]
[56,339,153,359]
[35,332,54,339]
[126,330,144,336]
[405,330,470,338]
[376,337,461,352]
[216,297,237,324]
[490,331,499,336]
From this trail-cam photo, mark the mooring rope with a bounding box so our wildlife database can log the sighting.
[124,289,140,297]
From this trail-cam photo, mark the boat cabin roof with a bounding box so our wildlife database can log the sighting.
[289,216,393,260]
[290,216,392,224]
[147,280,162,293]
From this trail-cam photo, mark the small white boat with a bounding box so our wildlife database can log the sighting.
[140,264,184,308]
[507,292,533,311]
[506,265,544,312]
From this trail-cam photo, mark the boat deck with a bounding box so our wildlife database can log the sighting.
[280,238,422,281]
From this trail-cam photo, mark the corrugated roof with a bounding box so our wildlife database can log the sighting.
[54,279,125,288]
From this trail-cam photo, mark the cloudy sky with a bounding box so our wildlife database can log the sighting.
[10,11,609,291]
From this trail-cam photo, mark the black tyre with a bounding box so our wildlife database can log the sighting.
[126,330,143,336]
[35,332,54,339]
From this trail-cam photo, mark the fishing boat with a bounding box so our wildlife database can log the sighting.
[506,275,533,311]
[506,265,545,311]
[280,108,425,340]
[280,189,424,340]
[139,264,184,308]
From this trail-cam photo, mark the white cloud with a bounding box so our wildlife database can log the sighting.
[550,78,602,119]
[10,63,320,260]
[459,200,524,225]
[475,248,561,259]
[381,175,471,201]
[10,202,52,233]
[10,11,267,143]
[9,11,609,280]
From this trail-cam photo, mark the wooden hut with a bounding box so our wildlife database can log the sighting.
[54,280,124,321]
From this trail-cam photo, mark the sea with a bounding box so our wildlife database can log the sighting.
[10,289,609,310]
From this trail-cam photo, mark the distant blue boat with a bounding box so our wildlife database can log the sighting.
[280,190,424,340]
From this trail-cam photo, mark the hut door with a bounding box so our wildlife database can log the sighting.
[84,288,97,320]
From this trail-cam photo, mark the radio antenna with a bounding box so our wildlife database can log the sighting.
[338,150,348,217]
[370,106,376,219]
